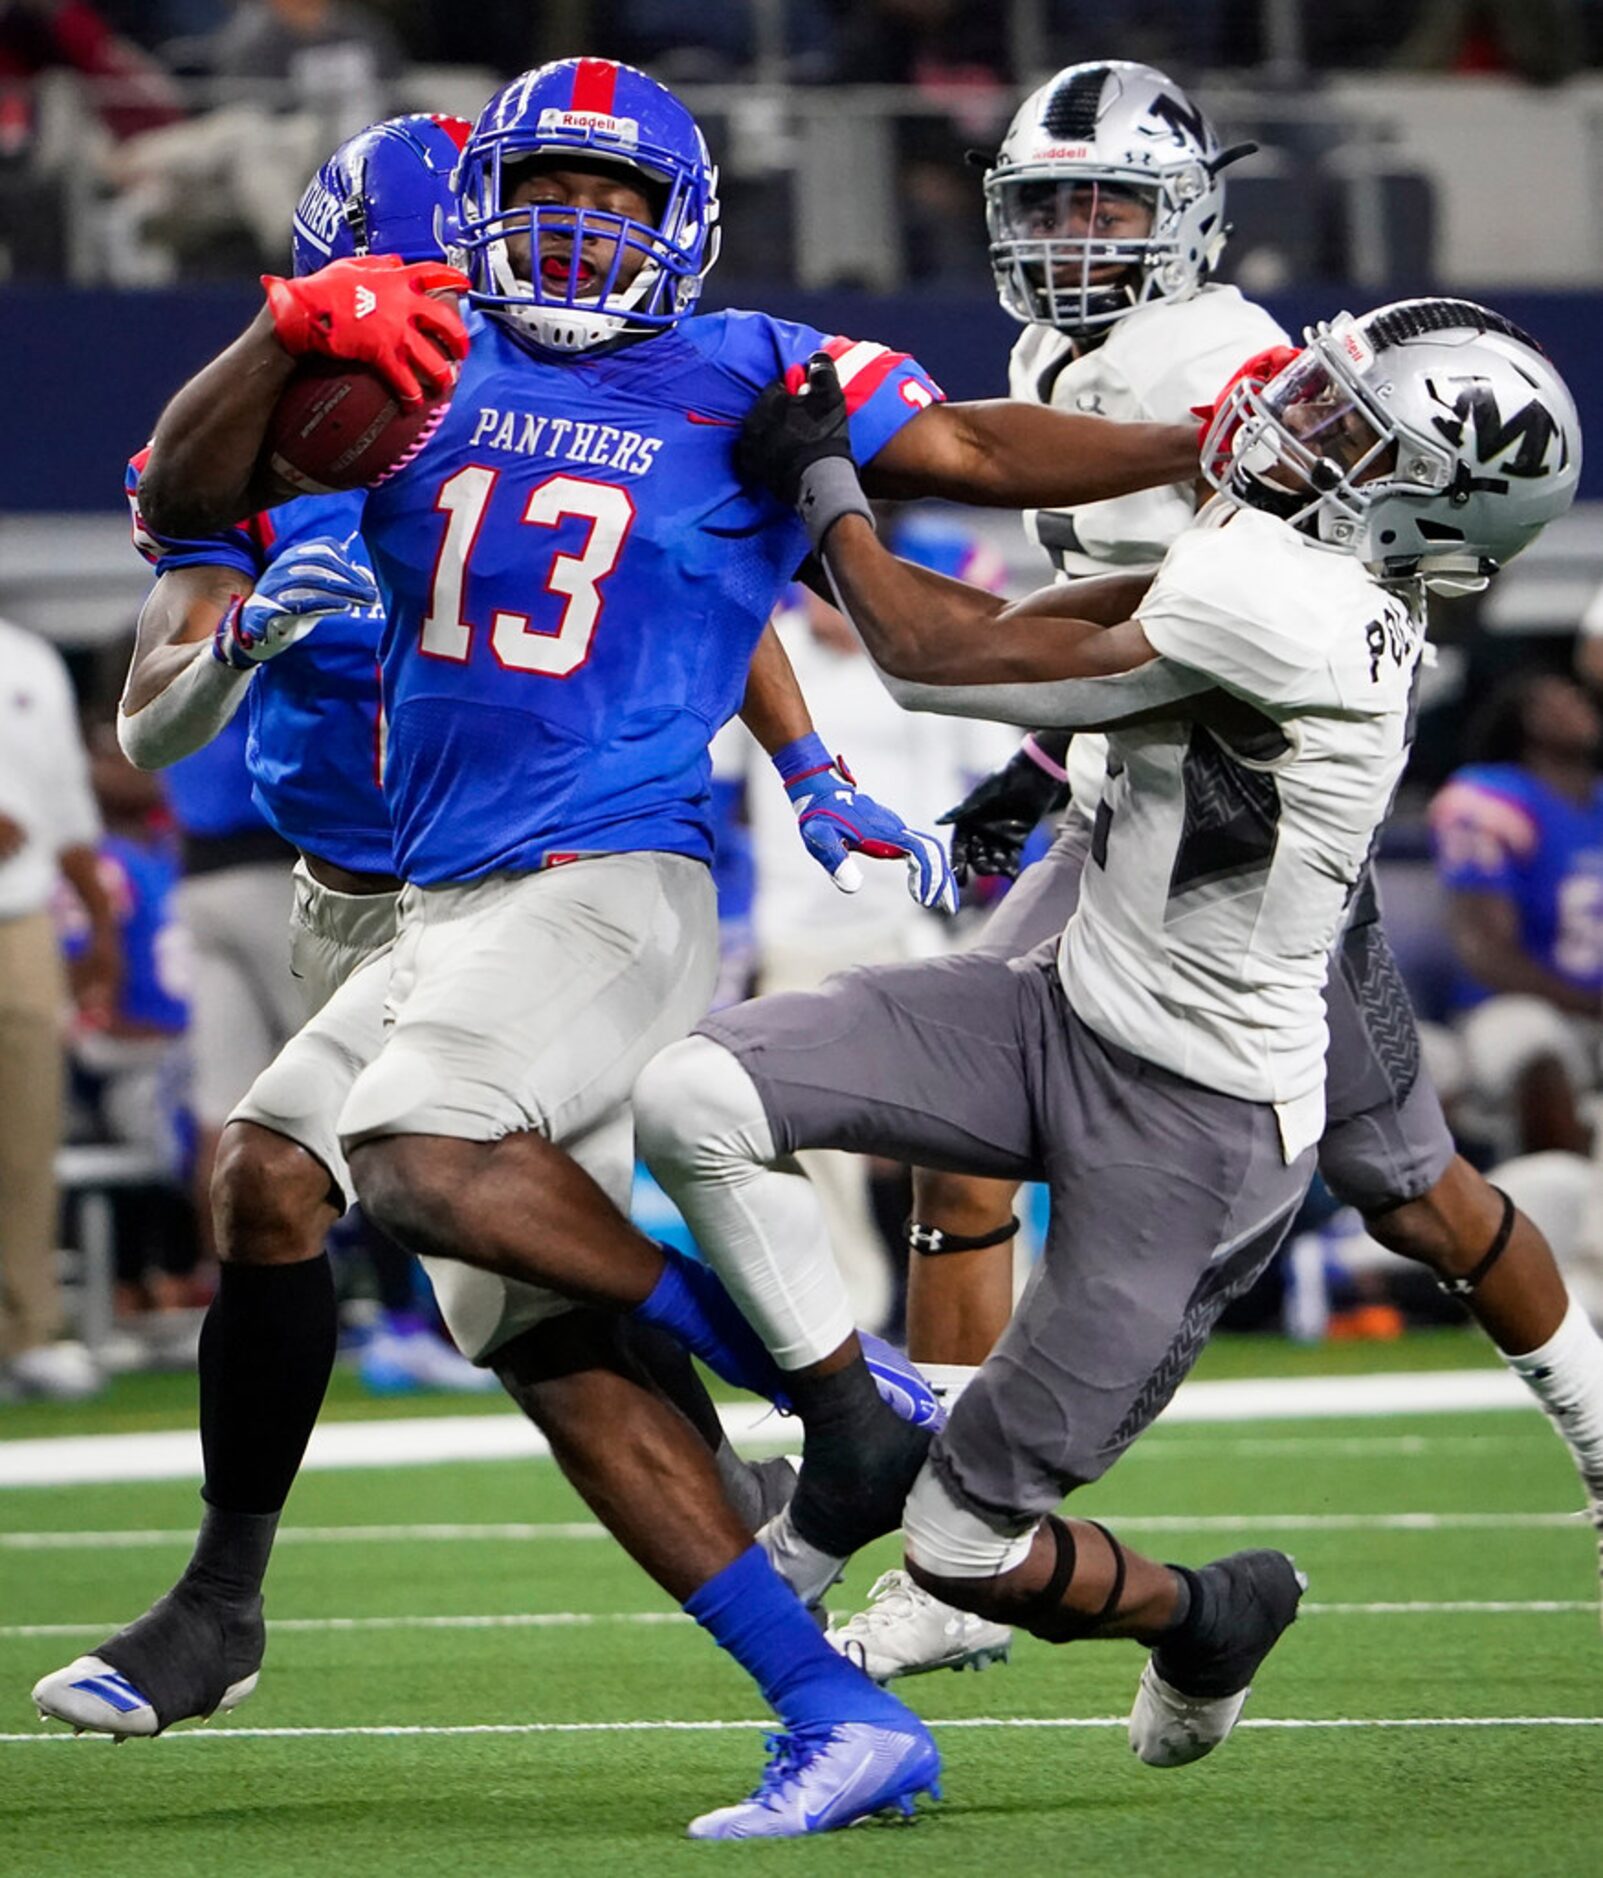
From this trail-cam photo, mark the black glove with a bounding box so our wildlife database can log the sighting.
[738,353,874,548]
[938,743,1071,884]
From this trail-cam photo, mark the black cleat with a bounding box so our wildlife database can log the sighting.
[1129,1549,1305,1767]
[31,1580,264,1738]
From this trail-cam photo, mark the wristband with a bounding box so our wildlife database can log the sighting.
[1021,733,1070,783]
[796,457,876,552]
[770,731,834,786]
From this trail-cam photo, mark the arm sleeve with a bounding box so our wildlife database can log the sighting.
[1429,774,1534,894]
[866,650,1213,729]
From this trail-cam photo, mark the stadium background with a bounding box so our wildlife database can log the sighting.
[2,4,1602,1872]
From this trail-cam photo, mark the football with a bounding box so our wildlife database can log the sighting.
[264,356,453,495]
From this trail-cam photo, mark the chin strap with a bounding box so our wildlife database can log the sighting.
[1435,1185,1517,1299]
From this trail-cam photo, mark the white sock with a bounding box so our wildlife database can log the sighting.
[920,1363,979,1410]
[1503,1297,1603,1486]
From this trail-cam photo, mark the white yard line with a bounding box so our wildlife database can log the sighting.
[3,1714,1601,1746]
[0,1370,1534,1489]
[3,1599,1595,1641]
[2,1509,1586,1551]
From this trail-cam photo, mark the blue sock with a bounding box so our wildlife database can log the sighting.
[684,1545,913,1732]
[632,1247,791,1409]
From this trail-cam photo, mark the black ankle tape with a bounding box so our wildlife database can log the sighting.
[905,1215,1020,1257]
[1023,1514,1078,1628]
[1086,1520,1128,1624]
[1436,1186,1516,1299]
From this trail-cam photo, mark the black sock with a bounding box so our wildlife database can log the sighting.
[184,1503,281,1604]
[198,1256,338,1517]
[787,1359,931,1557]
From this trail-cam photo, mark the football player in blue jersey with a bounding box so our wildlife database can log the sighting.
[36,103,933,1756]
[1431,674,1603,1151]
[86,61,1212,1836]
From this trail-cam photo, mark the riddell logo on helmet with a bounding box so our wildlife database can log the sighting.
[1033,145,1091,160]
[1340,329,1376,373]
[537,108,640,146]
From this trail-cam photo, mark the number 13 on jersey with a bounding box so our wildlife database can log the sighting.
[419,467,636,676]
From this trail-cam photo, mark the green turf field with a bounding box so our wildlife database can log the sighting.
[2,1344,1599,1875]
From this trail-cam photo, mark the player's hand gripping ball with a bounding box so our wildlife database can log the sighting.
[262,255,470,494]
[737,351,857,506]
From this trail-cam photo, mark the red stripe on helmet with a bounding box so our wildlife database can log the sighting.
[570,59,619,117]
[430,114,471,151]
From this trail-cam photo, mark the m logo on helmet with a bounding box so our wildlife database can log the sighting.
[1429,379,1564,479]
[1144,93,1209,149]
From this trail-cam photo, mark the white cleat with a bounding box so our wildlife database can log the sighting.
[758,1506,847,1609]
[31,1656,258,1739]
[827,1570,1012,1684]
[1128,1657,1251,1767]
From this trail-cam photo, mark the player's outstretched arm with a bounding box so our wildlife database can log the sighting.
[138,257,468,537]
[739,355,1207,730]
[861,399,1198,510]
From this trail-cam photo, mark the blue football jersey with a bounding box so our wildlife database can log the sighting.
[1430,761,1603,1006]
[126,457,391,872]
[359,309,943,886]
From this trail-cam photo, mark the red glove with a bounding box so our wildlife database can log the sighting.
[1191,343,1303,453]
[262,254,471,407]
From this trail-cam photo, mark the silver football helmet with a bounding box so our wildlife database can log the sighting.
[1202,297,1582,591]
[984,61,1239,336]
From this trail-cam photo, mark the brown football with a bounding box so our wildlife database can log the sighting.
[265,356,453,495]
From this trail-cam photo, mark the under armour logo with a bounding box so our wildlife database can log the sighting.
[354,285,377,319]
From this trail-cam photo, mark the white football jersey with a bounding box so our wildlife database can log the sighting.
[1010,285,1291,812]
[1059,502,1425,1161]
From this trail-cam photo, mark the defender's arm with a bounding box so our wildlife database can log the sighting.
[862,400,1198,509]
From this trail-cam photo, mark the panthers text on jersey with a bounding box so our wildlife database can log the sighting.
[1009,283,1290,813]
[358,308,941,886]
[1059,500,1425,1161]
[126,456,391,874]
[1430,762,1603,1009]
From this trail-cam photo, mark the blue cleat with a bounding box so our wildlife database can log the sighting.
[860,1333,945,1432]
[686,1719,942,1839]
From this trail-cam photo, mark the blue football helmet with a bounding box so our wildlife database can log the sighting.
[291,113,470,278]
[454,58,721,354]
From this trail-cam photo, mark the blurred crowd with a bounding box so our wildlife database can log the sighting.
[7,507,1603,1397]
[4,0,1603,282]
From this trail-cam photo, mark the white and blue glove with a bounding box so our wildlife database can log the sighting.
[773,733,959,914]
[212,538,378,670]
